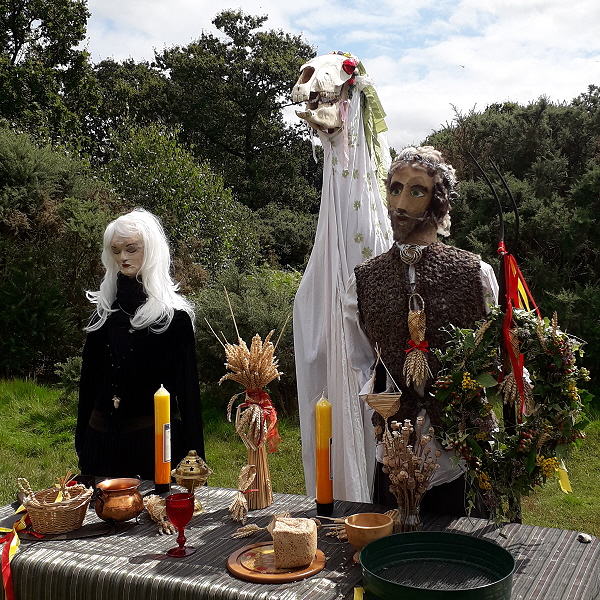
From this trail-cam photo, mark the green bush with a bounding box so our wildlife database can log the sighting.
[0,128,116,377]
[101,124,260,273]
[0,255,73,377]
[193,266,301,418]
[255,203,317,269]
[54,356,83,404]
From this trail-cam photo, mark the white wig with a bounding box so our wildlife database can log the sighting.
[85,208,195,333]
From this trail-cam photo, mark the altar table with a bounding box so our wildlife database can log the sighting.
[1,482,598,600]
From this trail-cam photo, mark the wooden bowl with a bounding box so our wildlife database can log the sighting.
[345,513,394,562]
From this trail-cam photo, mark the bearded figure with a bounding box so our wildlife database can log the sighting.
[292,52,392,503]
[354,146,498,514]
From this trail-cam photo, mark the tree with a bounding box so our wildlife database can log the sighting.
[0,0,99,147]
[426,95,600,403]
[101,124,259,276]
[86,58,169,163]
[0,127,116,377]
[153,10,319,212]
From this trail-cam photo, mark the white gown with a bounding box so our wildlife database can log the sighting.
[293,74,392,503]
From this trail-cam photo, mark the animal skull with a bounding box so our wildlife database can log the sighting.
[292,53,358,131]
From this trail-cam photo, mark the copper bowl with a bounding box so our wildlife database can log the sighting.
[94,478,144,522]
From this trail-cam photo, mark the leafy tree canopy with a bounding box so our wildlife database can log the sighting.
[87,58,169,163]
[0,0,99,147]
[101,124,260,275]
[153,10,319,212]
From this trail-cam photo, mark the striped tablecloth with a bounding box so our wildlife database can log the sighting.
[1,482,598,600]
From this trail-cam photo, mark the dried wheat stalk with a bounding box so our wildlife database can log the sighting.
[211,289,287,513]
[403,295,431,387]
[499,371,534,414]
[247,445,273,510]
[220,331,283,391]
[228,464,257,524]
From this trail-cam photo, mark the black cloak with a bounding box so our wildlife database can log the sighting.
[76,275,204,480]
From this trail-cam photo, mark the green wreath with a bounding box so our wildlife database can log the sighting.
[433,306,591,526]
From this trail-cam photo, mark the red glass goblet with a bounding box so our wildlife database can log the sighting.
[165,493,196,557]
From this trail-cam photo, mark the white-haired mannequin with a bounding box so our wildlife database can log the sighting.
[76,208,204,479]
[86,208,194,333]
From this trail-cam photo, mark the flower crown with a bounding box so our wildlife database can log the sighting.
[330,50,359,86]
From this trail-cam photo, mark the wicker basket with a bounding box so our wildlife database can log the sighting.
[17,478,93,534]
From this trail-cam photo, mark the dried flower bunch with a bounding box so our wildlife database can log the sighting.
[382,416,440,531]
[434,306,590,526]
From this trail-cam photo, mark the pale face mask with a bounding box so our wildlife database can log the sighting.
[110,233,144,278]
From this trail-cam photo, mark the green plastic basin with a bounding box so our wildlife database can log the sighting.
[360,531,515,600]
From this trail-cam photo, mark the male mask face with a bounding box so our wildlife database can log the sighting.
[292,53,357,131]
[387,165,434,243]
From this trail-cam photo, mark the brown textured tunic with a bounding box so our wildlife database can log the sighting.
[355,242,486,433]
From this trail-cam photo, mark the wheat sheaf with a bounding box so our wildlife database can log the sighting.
[219,330,282,391]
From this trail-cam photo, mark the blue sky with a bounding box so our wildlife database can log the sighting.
[85,0,600,150]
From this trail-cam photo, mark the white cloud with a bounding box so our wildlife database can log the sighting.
[85,0,600,149]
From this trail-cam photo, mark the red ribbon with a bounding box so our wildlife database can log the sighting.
[1,532,15,600]
[242,389,281,453]
[405,339,429,354]
[499,242,540,419]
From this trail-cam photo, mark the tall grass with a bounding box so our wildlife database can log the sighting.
[0,380,78,504]
[0,379,598,537]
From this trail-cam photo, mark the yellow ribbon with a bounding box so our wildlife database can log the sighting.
[0,506,28,564]
[558,460,572,493]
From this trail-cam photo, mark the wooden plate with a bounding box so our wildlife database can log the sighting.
[227,541,326,583]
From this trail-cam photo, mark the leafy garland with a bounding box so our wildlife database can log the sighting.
[433,306,591,526]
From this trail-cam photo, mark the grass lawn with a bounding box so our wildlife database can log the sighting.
[0,379,78,505]
[0,378,598,537]
[521,420,600,536]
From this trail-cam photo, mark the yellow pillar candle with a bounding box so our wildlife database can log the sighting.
[315,394,333,510]
[154,384,171,492]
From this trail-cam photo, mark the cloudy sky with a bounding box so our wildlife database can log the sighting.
[85,0,600,150]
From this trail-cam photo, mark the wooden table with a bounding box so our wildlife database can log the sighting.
[1,482,598,600]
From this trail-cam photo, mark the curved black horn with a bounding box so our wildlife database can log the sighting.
[489,159,520,251]
[468,151,504,243]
